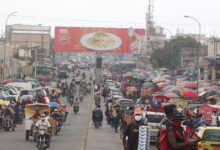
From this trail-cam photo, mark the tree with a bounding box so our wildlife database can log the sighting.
[150,36,198,70]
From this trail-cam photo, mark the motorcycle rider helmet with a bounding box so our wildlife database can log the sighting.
[54,109,58,112]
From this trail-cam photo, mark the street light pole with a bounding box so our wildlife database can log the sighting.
[163,28,177,86]
[3,11,18,81]
[184,15,201,94]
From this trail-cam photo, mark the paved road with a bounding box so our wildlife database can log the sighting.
[0,69,157,150]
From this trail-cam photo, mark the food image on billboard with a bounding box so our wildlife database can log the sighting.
[54,27,145,53]
[81,31,122,51]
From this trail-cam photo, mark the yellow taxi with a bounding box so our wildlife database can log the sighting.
[195,126,220,150]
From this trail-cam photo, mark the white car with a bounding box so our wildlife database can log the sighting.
[143,111,165,142]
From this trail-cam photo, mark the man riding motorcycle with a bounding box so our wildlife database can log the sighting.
[51,109,61,131]
[2,106,15,131]
[92,105,103,127]
[61,104,68,122]
[36,114,51,148]
[73,99,80,114]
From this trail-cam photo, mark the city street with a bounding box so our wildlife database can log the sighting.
[0,71,157,150]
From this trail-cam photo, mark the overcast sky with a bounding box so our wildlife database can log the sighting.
[0,0,219,37]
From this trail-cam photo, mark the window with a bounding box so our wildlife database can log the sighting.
[147,45,151,48]
[146,114,164,123]
[203,129,220,141]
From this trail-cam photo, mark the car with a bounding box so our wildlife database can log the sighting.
[195,126,220,150]
[143,111,165,142]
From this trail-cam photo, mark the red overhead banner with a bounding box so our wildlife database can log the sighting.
[54,27,145,53]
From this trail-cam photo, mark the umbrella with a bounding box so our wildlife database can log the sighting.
[159,83,169,89]
[183,90,198,100]
[153,78,166,84]
[176,75,183,79]
[0,99,9,105]
[124,73,131,77]
[131,72,139,76]
[162,85,174,92]
[137,76,148,80]
[184,83,197,89]
[50,102,60,108]
[164,93,180,99]
[141,70,148,74]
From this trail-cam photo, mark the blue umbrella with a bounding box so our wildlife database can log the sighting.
[50,102,59,108]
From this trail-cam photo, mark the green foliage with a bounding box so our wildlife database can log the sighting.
[150,36,198,70]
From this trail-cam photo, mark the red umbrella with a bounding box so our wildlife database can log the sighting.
[184,83,197,89]
[159,83,169,89]
[164,93,180,99]
[124,83,131,91]
[183,90,198,100]
[141,70,148,74]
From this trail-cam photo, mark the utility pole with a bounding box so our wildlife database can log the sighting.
[3,11,18,81]
[184,15,201,94]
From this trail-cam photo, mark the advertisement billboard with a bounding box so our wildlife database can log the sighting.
[54,27,145,54]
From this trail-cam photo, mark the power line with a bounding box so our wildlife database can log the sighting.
[0,13,220,27]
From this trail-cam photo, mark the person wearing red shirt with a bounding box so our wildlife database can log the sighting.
[32,110,41,119]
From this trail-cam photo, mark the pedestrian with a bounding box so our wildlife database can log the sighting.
[156,104,177,149]
[112,105,120,133]
[167,113,197,150]
[123,108,145,150]
[211,111,218,126]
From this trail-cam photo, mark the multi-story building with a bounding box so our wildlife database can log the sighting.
[6,24,51,60]
[4,24,51,77]
[176,33,208,45]
[208,37,220,57]
[145,22,166,56]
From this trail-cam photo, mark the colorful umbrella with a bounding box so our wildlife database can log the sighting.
[152,78,166,84]
[183,90,198,100]
[184,83,197,89]
[124,73,131,77]
[162,85,174,92]
[158,83,169,89]
[49,102,60,108]
[0,99,9,105]
[164,93,180,99]
[141,70,148,74]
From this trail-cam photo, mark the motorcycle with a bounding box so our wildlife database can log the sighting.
[61,111,67,122]
[69,97,74,106]
[15,111,23,124]
[2,116,14,132]
[37,129,48,150]
[54,119,61,136]
[73,105,79,114]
